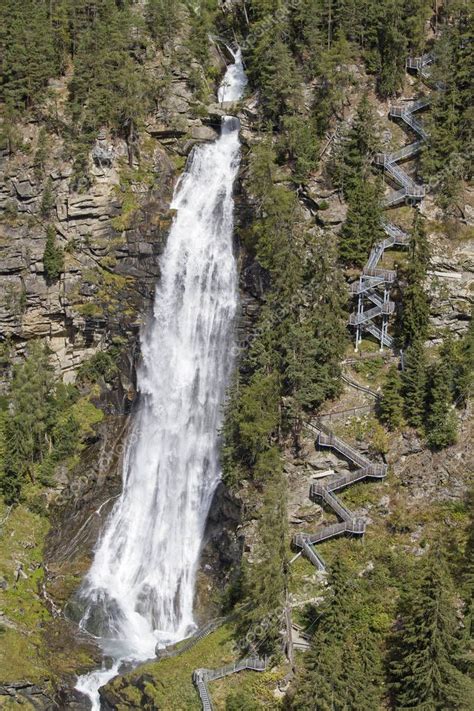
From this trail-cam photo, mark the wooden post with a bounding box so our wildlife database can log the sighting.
[285,600,295,671]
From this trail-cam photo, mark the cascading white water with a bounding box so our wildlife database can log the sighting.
[75,50,247,709]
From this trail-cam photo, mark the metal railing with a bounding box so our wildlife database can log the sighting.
[156,617,226,659]
[341,374,380,399]
[318,432,371,469]
[193,657,267,710]
[349,301,394,325]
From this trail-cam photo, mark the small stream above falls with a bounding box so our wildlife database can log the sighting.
[74,50,247,709]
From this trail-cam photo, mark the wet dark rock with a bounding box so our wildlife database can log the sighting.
[0,682,58,710]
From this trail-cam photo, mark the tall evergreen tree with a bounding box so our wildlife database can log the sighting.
[456,313,474,406]
[236,458,288,655]
[289,560,383,710]
[249,32,302,125]
[0,0,57,109]
[68,0,149,149]
[390,555,473,710]
[284,231,347,419]
[1,343,55,503]
[401,338,427,429]
[279,114,319,183]
[379,365,404,430]
[339,179,383,267]
[422,5,473,209]
[426,361,458,450]
[399,212,430,349]
[460,490,474,679]
[331,93,380,199]
[376,0,407,97]
[43,225,64,283]
[146,0,181,48]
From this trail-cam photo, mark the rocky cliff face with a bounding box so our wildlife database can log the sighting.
[0,127,173,381]
[0,39,233,382]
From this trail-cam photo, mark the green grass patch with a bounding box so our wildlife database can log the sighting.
[106,624,237,709]
[351,357,384,383]
[211,666,285,709]
[0,502,51,683]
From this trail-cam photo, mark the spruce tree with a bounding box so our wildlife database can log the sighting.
[426,362,457,450]
[401,338,427,429]
[40,178,55,217]
[279,114,319,183]
[146,0,181,48]
[460,491,474,679]
[43,225,64,283]
[236,459,288,655]
[289,560,383,710]
[250,33,302,125]
[379,365,404,430]
[457,313,474,406]
[376,0,407,97]
[68,1,148,142]
[284,230,346,419]
[289,560,352,710]
[339,179,384,267]
[331,93,380,199]
[1,343,55,503]
[399,212,430,349]
[0,0,57,109]
[422,5,473,209]
[390,555,472,710]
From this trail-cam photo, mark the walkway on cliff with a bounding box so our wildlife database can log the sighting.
[349,53,432,351]
[193,657,268,711]
[292,418,387,571]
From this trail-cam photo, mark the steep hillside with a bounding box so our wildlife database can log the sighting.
[0,1,472,709]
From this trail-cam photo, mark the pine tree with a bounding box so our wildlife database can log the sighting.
[40,178,55,217]
[401,338,427,429]
[68,1,148,144]
[331,93,380,199]
[460,490,474,679]
[0,0,57,109]
[422,5,473,209]
[146,0,181,48]
[399,212,430,349]
[250,33,302,125]
[379,365,404,430]
[376,0,407,97]
[1,343,55,503]
[43,225,64,283]
[279,114,319,183]
[311,34,354,136]
[426,362,457,450]
[390,555,472,710]
[339,178,384,267]
[457,313,474,406]
[289,560,352,710]
[438,331,471,406]
[236,459,288,655]
[289,560,383,710]
[283,231,346,419]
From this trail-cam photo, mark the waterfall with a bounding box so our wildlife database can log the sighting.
[75,50,247,709]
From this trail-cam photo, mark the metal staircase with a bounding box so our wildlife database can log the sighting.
[193,657,267,710]
[349,53,432,350]
[374,94,429,207]
[349,220,408,350]
[292,420,387,570]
